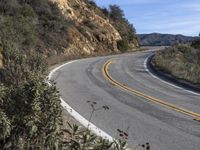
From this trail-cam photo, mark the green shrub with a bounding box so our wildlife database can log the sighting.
[0,0,20,15]
[87,0,98,8]
[0,110,11,140]
[0,46,47,86]
[20,4,36,18]
[0,46,62,149]
[0,79,63,150]
[191,38,200,49]
[153,44,200,84]
[0,85,12,140]
[82,19,97,29]
[63,122,128,150]
[117,39,129,52]
[0,0,70,56]
[0,15,37,48]
[36,0,69,33]
[101,7,109,18]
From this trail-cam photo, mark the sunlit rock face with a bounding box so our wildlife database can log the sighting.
[50,0,122,55]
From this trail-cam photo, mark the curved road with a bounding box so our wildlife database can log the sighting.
[52,50,200,150]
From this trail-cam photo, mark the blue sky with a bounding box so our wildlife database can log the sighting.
[95,0,200,36]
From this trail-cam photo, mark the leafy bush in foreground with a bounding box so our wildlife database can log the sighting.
[0,80,63,150]
[0,47,63,149]
[62,122,150,150]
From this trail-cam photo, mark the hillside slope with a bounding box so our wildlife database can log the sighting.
[52,0,122,55]
[139,33,197,46]
[153,42,200,86]
[0,0,139,149]
[0,0,139,66]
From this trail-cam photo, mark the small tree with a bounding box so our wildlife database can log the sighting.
[109,5,125,21]
[117,39,129,52]
[108,5,139,50]
[191,39,200,49]
[101,7,109,18]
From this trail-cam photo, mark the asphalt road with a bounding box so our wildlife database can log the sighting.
[52,50,200,150]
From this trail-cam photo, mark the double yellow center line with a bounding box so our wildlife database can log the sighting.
[102,59,200,121]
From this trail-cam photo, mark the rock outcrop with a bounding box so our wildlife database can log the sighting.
[1,0,139,66]
[50,0,121,56]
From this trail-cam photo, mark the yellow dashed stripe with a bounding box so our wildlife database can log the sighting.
[102,60,200,120]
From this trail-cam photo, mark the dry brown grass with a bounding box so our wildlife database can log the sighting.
[153,45,200,85]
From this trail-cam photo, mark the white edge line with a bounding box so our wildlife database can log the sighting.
[48,60,114,142]
[144,55,200,96]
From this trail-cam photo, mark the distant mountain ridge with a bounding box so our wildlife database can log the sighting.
[138,33,198,46]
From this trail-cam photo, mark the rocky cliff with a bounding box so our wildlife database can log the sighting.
[50,0,121,56]
[0,0,138,66]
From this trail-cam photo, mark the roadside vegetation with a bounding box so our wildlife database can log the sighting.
[153,38,200,85]
[82,0,139,52]
[0,48,63,149]
[0,1,65,146]
[0,0,145,149]
[0,44,143,149]
[0,2,64,148]
[0,0,71,57]
[100,5,139,52]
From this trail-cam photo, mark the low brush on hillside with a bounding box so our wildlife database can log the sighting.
[153,39,200,86]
